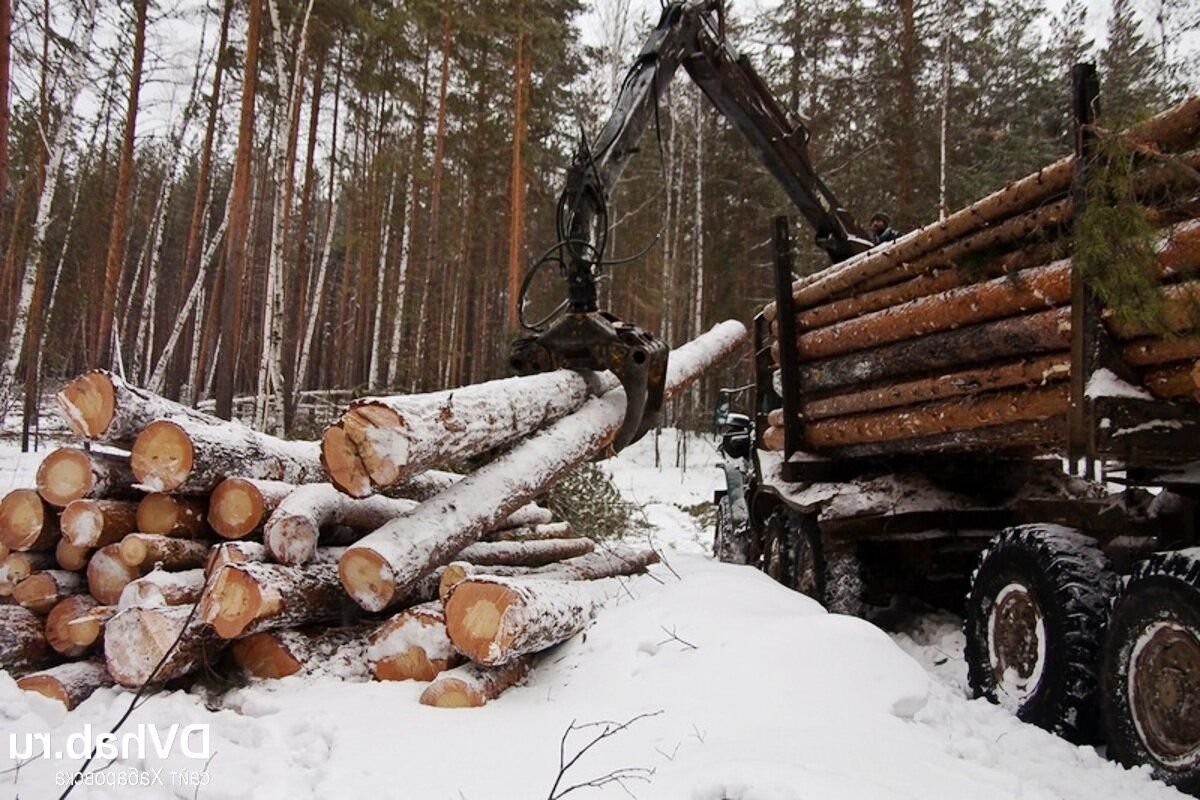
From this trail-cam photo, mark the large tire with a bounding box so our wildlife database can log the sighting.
[1101,551,1200,795]
[964,524,1115,743]
[713,491,747,565]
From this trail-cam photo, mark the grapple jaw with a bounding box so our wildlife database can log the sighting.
[510,311,669,453]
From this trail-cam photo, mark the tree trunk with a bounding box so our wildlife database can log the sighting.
[104,604,218,686]
[0,490,60,551]
[418,657,531,707]
[897,0,917,223]
[438,545,659,603]
[55,369,222,445]
[0,605,53,672]
[17,660,111,709]
[199,561,354,639]
[36,447,136,508]
[484,522,574,543]
[95,0,148,367]
[231,624,370,679]
[118,568,205,608]
[215,0,264,419]
[130,419,323,494]
[61,499,139,549]
[506,13,530,328]
[367,601,460,682]
[118,535,211,571]
[454,538,594,567]
[86,543,144,605]
[13,569,84,613]
[207,477,295,539]
[338,321,747,611]
[443,574,596,665]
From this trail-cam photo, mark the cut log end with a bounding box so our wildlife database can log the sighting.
[56,371,116,439]
[87,544,141,605]
[118,536,149,567]
[419,678,483,708]
[46,595,99,657]
[445,582,513,664]
[131,420,193,493]
[1,490,55,551]
[338,548,396,612]
[230,633,303,679]
[263,515,318,566]
[60,500,104,547]
[138,493,205,537]
[16,661,111,710]
[321,424,373,498]
[17,674,72,706]
[372,648,453,683]
[200,566,263,639]
[56,538,92,571]
[208,478,266,539]
[36,448,93,507]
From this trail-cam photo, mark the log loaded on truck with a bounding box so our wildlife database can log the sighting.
[507,0,1200,793]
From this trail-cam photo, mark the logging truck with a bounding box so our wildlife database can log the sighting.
[713,77,1200,793]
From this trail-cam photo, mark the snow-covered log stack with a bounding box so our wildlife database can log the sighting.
[762,95,1200,458]
[0,320,742,706]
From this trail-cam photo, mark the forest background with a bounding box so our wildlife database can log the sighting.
[0,0,1194,443]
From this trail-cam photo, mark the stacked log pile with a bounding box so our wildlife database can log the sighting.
[0,322,746,709]
[762,96,1200,458]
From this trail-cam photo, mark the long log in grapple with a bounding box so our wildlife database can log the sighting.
[717,67,1200,793]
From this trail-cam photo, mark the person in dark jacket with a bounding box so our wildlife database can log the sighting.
[870,212,899,245]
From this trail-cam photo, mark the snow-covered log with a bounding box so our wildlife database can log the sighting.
[60,499,139,548]
[131,419,323,494]
[494,504,554,529]
[325,370,616,498]
[483,522,574,542]
[0,605,54,672]
[444,575,598,666]
[199,562,354,639]
[137,493,208,538]
[45,594,100,657]
[118,534,211,570]
[204,541,268,576]
[0,490,60,551]
[0,551,55,595]
[104,604,217,687]
[118,569,206,608]
[455,538,595,566]
[12,569,85,613]
[230,625,371,679]
[207,477,294,539]
[55,538,92,572]
[64,604,116,650]
[17,660,112,709]
[55,369,222,445]
[367,601,460,682]
[418,657,532,708]
[338,321,747,611]
[437,545,660,603]
[87,543,145,605]
[36,447,137,508]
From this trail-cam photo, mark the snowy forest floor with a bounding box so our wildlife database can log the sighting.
[0,431,1188,799]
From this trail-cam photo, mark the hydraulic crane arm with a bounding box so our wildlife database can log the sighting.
[511,0,869,453]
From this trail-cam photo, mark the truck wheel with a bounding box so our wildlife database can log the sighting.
[1101,552,1200,794]
[964,524,1115,743]
[763,509,795,586]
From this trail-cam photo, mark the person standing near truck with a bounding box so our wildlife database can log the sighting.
[869,212,899,245]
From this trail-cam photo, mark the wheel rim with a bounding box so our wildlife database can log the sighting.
[987,582,1047,712]
[1129,620,1200,769]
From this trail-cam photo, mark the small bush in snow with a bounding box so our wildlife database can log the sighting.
[545,463,633,541]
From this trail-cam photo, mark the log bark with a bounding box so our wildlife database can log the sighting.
[118,534,211,570]
[443,575,598,666]
[776,354,1071,421]
[231,625,371,679]
[55,538,92,571]
[496,504,554,529]
[797,307,1072,393]
[1107,281,1200,339]
[0,490,60,551]
[61,499,139,548]
[483,522,574,542]
[338,322,747,611]
[36,447,136,507]
[438,545,660,603]
[137,493,208,538]
[795,260,1072,360]
[199,561,355,639]
[418,657,531,707]
[1144,362,1200,401]
[0,605,53,671]
[87,543,144,605]
[367,601,460,682]
[205,541,268,576]
[207,477,294,539]
[263,485,417,566]
[104,604,219,687]
[131,419,323,494]
[55,369,222,445]
[13,569,84,613]
[326,369,610,498]
[1123,335,1200,366]
[822,417,1067,459]
[0,551,55,594]
[455,538,595,567]
[46,594,99,657]
[17,660,111,709]
[65,604,116,650]
[118,569,206,608]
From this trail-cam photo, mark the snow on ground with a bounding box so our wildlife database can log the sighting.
[0,433,1187,799]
